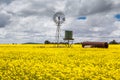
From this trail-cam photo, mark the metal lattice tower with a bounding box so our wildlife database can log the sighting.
[53,12,65,47]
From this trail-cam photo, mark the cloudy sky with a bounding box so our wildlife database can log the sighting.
[0,0,120,43]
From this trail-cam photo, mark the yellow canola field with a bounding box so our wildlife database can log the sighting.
[0,44,120,80]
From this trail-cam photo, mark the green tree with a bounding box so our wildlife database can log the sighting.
[109,40,118,44]
[44,40,51,44]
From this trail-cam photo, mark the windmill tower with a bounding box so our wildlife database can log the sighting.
[53,12,65,47]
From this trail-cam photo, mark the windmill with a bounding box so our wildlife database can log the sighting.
[53,12,65,47]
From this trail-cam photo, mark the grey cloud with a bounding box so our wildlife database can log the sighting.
[20,8,55,17]
[79,0,113,16]
[7,0,65,17]
[65,0,120,18]
[0,13,11,28]
[65,0,113,16]
[0,0,14,4]
[112,0,120,10]
[65,0,80,16]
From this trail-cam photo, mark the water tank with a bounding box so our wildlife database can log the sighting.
[64,30,74,40]
[82,42,109,48]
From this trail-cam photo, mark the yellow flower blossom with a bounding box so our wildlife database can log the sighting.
[0,44,120,79]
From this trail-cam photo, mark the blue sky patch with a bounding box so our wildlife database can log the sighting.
[77,16,87,20]
[115,14,120,21]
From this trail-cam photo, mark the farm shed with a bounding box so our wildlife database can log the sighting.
[82,42,109,48]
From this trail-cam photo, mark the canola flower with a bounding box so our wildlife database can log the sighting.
[0,44,120,80]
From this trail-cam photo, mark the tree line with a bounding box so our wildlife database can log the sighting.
[44,40,120,44]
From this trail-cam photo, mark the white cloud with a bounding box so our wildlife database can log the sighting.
[0,0,120,43]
